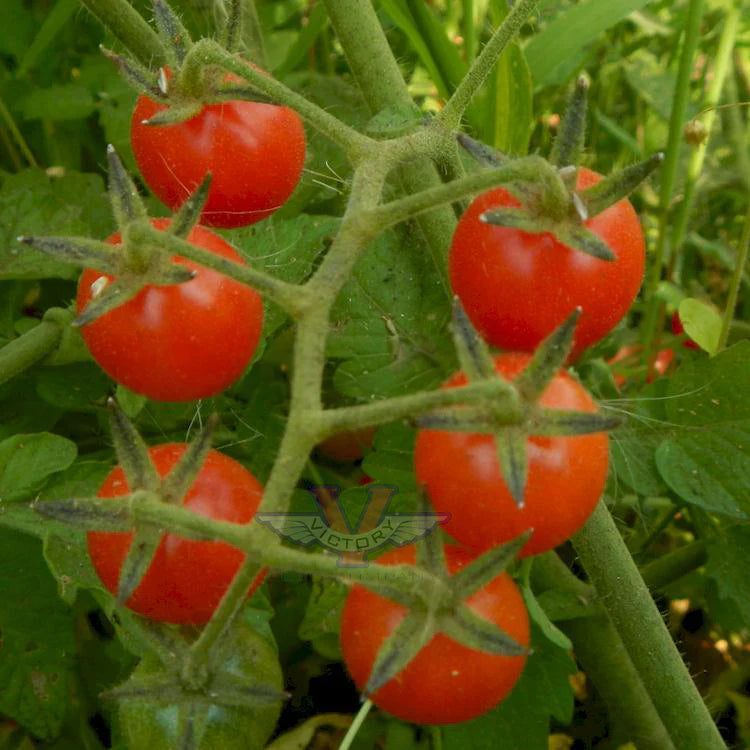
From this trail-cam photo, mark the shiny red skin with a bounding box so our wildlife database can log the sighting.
[88,444,265,624]
[340,545,529,725]
[76,218,263,402]
[131,93,305,228]
[449,168,645,361]
[415,353,609,557]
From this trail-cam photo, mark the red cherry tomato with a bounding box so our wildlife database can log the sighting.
[414,352,609,557]
[449,168,645,361]
[340,545,529,725]
[88,444,265,624]
[76,218,263,402]
[671,310,700,349]
[131,87,306,228]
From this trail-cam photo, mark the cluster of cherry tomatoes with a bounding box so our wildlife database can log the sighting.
[340,172,647,724]
[77,70,651,730]
[83,91,305,618]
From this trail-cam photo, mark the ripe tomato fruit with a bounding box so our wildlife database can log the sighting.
[414,352,609,557]
[77,218,263,402]
[340,545,529,725]
[131,87,305,228]
[449,168,645,361]
[87,444,265,624]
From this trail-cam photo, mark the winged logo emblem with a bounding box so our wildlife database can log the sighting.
[256,485,449,566]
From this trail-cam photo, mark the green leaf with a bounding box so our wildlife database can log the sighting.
[275,2,329,76]
[442,624,576,748]
[380,0,465,101]
[43,531,104,605]
[16,0,79,76]
[622,49,680,122]
[35,362,112,411]
[655,342,750,518]
[228,364,290,484]
[525,0,654,89]
[480,42,533,154]
[704,526,750,627]
[0,378,64,442]
[678,298,722,355]
[608,379,669,497]
[232,214,339,338]
[0,527,77,739]
[0,433,77,503]
[0,169,112,280]
[21,84,96,122]
[522,586,572,651]
[328,228,454,400]
[298,577,347,643]
[361,422,419,491]
[0,0,36,61]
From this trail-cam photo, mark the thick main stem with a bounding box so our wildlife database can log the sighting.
[572,501,725,750]
[532,554,674,750]
[322,0,459,284]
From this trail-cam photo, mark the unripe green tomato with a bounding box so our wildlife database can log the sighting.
[118,620,282,749]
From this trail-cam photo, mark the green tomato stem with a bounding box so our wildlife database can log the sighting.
[80,0,165,67]
[317,378,521,437]
[187,40,373,158]
[718,203,750,351]
[640,0,704,360]
[182,557,265,687]
[0,310,68,387]
[128,221,311,316]
[437,0,541,130]
[322,0,460,286]
[339,699,373,750]
[367,155,558,232]
[532,553,674,750]
[572,501,726,750]
[668,4,740,281]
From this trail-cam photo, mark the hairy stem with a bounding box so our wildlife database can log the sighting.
[0,310,69,386]
[186,40,372,157]
[322,0,460,285]
[368,155,555,231]
[572,501,726,750]
[80,0,165,67]
[438,0,541,130]
[128,221,311,315]
[532,553,674,750]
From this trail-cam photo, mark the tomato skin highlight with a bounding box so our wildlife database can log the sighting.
[131,93,305,228]
[76,218,263,402]
[340,545,529,725]
[449,168,645,361]
[87,444,265,624]
[414,353,609,557]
